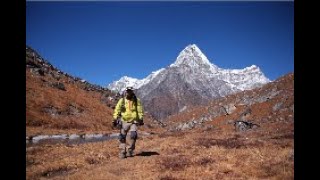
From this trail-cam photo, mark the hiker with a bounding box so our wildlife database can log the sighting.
[112,86,144,159]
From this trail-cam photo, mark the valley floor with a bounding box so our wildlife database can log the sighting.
[26,120,293,180]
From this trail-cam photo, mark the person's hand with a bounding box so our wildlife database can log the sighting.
[112,119,118,127]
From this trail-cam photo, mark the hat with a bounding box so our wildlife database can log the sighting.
[125,87,134,91]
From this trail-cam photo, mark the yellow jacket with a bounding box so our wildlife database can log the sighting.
[113,97,144,122]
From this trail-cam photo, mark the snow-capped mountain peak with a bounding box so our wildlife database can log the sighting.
[107,44,271,119]
[171,44,208,65]
[170,44,219,72]
[107,76,141,92]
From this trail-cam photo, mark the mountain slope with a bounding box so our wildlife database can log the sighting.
[26,46,159,135]
[164,72,294,132]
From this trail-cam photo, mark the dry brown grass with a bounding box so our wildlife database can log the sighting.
[27,122,294,180]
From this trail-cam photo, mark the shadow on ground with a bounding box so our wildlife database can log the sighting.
[135,151,160,156]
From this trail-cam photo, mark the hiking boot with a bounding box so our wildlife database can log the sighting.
[126,150,134,157]
[119,153,126,159]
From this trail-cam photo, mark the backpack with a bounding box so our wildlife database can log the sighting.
[119,95,139,120]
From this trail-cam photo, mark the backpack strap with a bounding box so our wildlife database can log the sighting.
[122,95,125,109]
[134,95,139,120]
[117,95,126,118]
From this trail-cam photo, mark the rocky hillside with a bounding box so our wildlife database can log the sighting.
[26,46,157,136]
[163,72,293,133]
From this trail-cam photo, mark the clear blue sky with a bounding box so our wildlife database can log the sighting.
[26,1,294,87]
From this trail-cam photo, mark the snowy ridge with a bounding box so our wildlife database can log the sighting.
[107,76,141,92]
[137,68,165,88]
[108,68,165,92]
[214,65,270,90]
[107,44,270,93]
